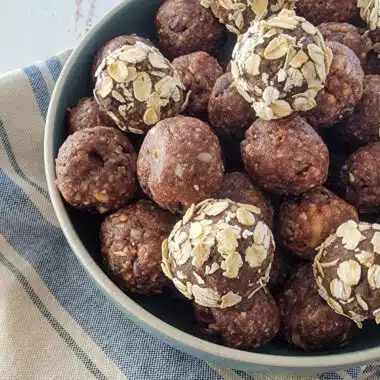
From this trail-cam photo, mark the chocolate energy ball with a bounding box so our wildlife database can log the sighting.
[341,143,380,214]
[241,115,329,195]
[172,51,223,118]
[155,0,226,60]
[216,171,273,228]
[208,73,255,140]
[336,76,380,149]
[314,220,380,327]
[305,42,364,129]
[91,35,144,81]
[231,9,333,120]
[162,199,275,307]
[358,0,380,31]
[94,36,185,135]
[318,23,371,67]
[194,290,280,349]
[67,97,115,134]
[278,187,359,261]
[268,248,295,294]
[201,0,296,36]
[56,127,137,213]
[137,116,224,213]
[100,201,176,295]
[277,263,355,352]
[296,0,358,26]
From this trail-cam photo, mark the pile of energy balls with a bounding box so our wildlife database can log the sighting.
[55,0,380,351]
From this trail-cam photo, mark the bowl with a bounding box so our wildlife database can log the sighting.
[44,0,380,372]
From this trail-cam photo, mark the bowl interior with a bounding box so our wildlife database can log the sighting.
[48,0,380,363]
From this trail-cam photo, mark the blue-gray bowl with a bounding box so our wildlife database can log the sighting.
[44,0,380,371]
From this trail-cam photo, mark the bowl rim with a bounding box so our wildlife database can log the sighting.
[45,0,380,370]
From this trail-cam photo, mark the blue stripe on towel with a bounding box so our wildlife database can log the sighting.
[0,169,221,380]
[0,119,50,200]
[0,251,107,380]
[23,65,50,121]
[46,56,63,82]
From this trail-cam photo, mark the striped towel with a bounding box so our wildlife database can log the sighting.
[0,51,379,380]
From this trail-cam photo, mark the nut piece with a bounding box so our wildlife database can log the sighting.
[100,201,176,295]
[137,116,224,213]
[358,0,380,31]
[194,290,280,349]
[163,199,275,308]
[278,263,355,352]
[94,35,185,134]
[231,9,332,120]
[277,186,358,261]
[241,115,329,195]
[205,0,296,35]
[314,220,380,327]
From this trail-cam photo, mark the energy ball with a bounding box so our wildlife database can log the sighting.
[358,0,380,31]
[162,199,275,307]
[296,0,358,26]
[208,73,255,139]
[216,171,273,228]
[100,201,176,295]
[241,115,329,195]
[314,220,380,327]
[137,116,224,213]
[91,35,143,81]
[201,0,296,36]
[94,36,185,135]
[155,0,226,60]
[194,290,280,349]
[336,76,380,149]
[318,23,371,67]
[341,143,380,214]
[277,263,355,351]
[55,127,137,213]
[231,9,333,120]
[67,97,115,134]
[305,42,364,129]
[172,51,223,118]
[278,187,359,261]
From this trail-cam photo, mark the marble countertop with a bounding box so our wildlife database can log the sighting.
[1,0,122,74]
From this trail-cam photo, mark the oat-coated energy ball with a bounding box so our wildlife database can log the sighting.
[314,220,380,327]
[172,52,223,118]
[100,201,176,294]
[208,73,255,139]
[296,0,358,26]
[241,115,329,195]
[55,126,137,213]
[67,97,116,134]
[93,35,185,135]
[306,42,364,129]
[137,116,224,213]
[201,0,296,36]
[336,76,380,149]
[278,187,359,261]
[341,143,380,214]
[231,9,333,120]
[194,290,280,348]
[162,199,275,307]
[216,171,273,227]
[155,0,226,60]
[318,23,371,67]
[278,263,355,351]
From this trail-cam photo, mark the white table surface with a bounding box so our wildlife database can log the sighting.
[1,0,122,74]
